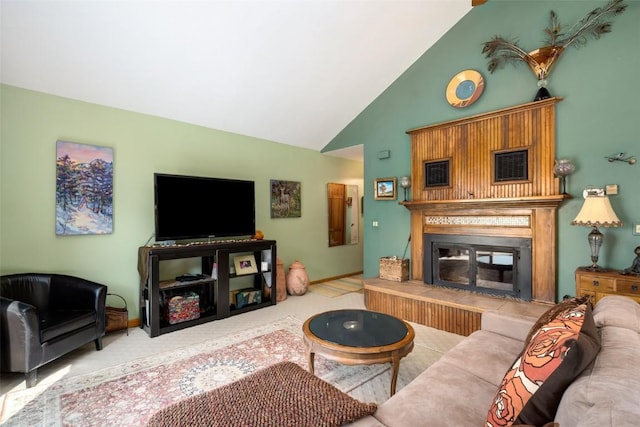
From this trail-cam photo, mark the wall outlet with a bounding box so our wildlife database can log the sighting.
[606,184,618,195]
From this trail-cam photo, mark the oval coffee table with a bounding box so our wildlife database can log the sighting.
[302,309,415,396]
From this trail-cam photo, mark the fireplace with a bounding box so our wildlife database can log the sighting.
[424,234,532,300]
[365,100,566,336]
[401,98,566,304]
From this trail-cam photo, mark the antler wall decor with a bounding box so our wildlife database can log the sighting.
[482,0,628,101]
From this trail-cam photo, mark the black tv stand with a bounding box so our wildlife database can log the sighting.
[138,239,276,337]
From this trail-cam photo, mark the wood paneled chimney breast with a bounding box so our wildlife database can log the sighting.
[403,98,566,304]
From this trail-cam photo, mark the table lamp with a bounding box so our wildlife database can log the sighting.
[571,193,622,271]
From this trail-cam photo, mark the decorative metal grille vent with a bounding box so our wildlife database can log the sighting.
[495,150,528,182]
[425,160,450,187]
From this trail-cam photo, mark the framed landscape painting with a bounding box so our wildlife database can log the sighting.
[56,140,114,235]
[374,177,397,200]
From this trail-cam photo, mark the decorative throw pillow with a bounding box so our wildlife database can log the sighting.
[485,298,600,427]
[523,296,587,344]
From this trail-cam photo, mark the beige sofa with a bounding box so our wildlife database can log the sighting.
[349,295,640,427]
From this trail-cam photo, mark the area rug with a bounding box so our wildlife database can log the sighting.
[308,276,363,297]
[0,317,387,427]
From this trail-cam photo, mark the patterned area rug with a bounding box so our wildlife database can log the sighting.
[0,317,387,427]
[308,276,363,297]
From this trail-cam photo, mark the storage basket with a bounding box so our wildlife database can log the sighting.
[163,292,200,324]
[106,293,129,335]
[379,257,409,282]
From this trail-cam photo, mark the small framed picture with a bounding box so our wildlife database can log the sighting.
[374,177,397,200]
[233,254,258,275]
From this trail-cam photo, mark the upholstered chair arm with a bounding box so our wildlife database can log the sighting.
[0,296,43,374]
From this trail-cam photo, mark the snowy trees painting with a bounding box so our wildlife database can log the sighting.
[56,140,113,235]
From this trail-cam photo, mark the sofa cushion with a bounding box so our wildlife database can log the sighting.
[592,295,640,331]
[555,319,640,426]
[481,311,538,342]
[371,330,526,426]
[485,298,600,426]
[375,360,501,426]
[436,329,527,386]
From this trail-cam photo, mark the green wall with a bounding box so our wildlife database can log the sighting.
[0,85,364,318]
[325,1,640,301]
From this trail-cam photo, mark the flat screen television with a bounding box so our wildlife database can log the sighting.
[154,173,255,241]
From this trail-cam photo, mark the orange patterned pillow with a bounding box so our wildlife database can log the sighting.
[485,299,600,426]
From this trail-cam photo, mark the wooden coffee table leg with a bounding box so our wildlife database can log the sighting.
[390,357,400,396]
[307,350,316,374]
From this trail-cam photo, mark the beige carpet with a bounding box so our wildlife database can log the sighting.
[309,275,364,297]
[0,292,465,426]
[1,315,464,426]
[0,317,387,426]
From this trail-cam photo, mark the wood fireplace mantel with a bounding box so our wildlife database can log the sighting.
[404,98,565,304]
[401,195,567,211]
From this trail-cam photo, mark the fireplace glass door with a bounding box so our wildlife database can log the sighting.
[475,250,514,291]
[436,246,470,285]
[426,234,532,300]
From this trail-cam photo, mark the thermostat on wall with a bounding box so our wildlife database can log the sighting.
[377,150,391,159]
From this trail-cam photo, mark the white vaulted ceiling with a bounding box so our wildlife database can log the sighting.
[1,1,473,157]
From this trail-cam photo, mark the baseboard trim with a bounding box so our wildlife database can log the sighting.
[309,271,363,285]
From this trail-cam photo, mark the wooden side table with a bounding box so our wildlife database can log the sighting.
[575,268,640,305]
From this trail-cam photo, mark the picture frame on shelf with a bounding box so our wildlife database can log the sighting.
[233,254,258,275]
[374,177,397,200]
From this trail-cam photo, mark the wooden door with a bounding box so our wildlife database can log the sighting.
[327,183,346,247]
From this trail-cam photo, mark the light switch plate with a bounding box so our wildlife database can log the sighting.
[606,184,618,195]
[634,223,640,236]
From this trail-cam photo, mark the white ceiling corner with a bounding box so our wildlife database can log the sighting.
[0,0,472,159]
